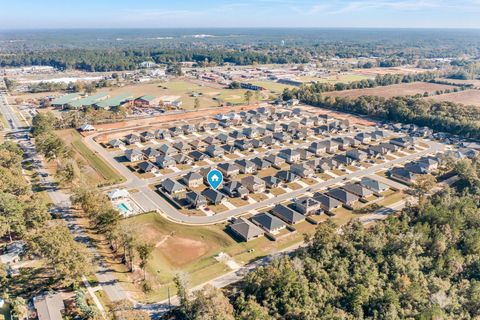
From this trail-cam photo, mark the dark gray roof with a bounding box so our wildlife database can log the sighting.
[251,213,286,231]
[271,204,305,224]
[341,183,374,197]
[360,177,389,192]
[326,188,359,204]
[230,218,264,241]
[138,161,156,172]
[160,178,185,193]
[201,188,225,204]
[313,193,342,210]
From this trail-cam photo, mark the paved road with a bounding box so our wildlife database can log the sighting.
[0,90,128,303]
[86,127,444,225]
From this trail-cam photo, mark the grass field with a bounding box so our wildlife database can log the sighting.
[299,74,371,84]
[56,129,125,186]
[250,81,296,93]
[324,82,456,99]
[426,89,480,107]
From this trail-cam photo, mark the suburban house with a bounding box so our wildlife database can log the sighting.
[243,127,260,138]
[181,124,196,135]
[185,191,207,209]
[125,149,144,162]
[172,153,193,165]
[262,176,280,189]
[221,144,236,154]
[138,161,159,174]
[278,148,301,164]
[241,176,266,193]
[417,157,439,171]
[251,213,287,234]
[262,135,277,146]
[266,123,283,133]
[293,197,321,215]
[360,177,389,193]
[229,217,264,242]
[169,127,183,137]
[34,292,66,320]
[142,147,161,160]
[124,133,140,145]
[299,149,314,160]
[326,188,359,206]
[404,162,430,174]
[182,172,204,188]
[290,163,314,178]
[173,141,192,153]
[234,139,253,151]
[251,157,271,170]
[325,140,339,153]
[206,145,225,158]
[108,139,124,148]
[346,149,368,161]
[159,143,178,156]
[189,150,207,161]
[251,139,264,149]
[159,178,186,194]
[140,131,155,142]
[313,193,342,211]
[355,132,372,144]
[379,142,400,153]
[218,162,240,178]
[273,132,292,143]
[333,137,356,150]
[276,170,300,182]
[341,183,374,198]
[154,129,171,140]
[390,136,415,148]
[156,155,176,168]
[235,159,256,174]
[217,133,234,144]
[189,139,207,150]
[202,188,226,205]
[203,136,218,145]
[308,141,327,155]
[389,167,417,185]
[222,181,249,198]
[271,204,305,224]
[333,154,356,166]
[107,189,130,201]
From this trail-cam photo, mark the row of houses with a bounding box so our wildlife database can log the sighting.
[389,156,441,185]
[229,176,390,241]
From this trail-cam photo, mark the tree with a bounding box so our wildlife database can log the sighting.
[29,222,94,286]
[55,159,80,186]
[244,91,253,105]
[228,81,240,89]
[111,299,150,320]
[11,297,28,320]
[194,98,200,110]
[136,242,154,281]
[412,174,437,205]
[0,192,26,242]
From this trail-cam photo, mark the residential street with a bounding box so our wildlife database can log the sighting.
[0,91,129,303]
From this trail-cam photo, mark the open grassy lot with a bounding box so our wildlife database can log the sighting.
[426,89,480,107]
[250,81,296,93]
[55,129,125,186]
[324,82,456,99]
[352,66,431,76]
[299,74,371,84]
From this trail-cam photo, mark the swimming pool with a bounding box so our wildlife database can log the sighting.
[117,203,129,213]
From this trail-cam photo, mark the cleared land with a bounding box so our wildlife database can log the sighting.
[324,82,456,99]
[426,89,480,107]
[56,129,124,186]
[352,67,432,76]
[299,74,371,84]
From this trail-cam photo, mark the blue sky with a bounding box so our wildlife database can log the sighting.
[1,0,480,29]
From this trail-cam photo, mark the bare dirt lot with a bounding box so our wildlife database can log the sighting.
[324,82,456,99]
[352,67,432,76]
[426,89,480,107]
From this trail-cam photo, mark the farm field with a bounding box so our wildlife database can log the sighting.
[324,82,456,99]
[426,89,480,107]
[55,129,125,186]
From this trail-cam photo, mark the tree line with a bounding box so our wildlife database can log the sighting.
[282,82,480,139]
[163,156,480,319]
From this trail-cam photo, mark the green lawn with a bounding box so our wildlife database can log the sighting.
[58,129,125,186]
[250,81,296,93]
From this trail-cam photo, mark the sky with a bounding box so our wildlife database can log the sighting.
[1,0,480,29]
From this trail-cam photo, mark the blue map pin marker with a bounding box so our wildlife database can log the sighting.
[207,169,223,190]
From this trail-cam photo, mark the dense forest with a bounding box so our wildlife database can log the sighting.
[2,28,480,71]
[165,157,480,319]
